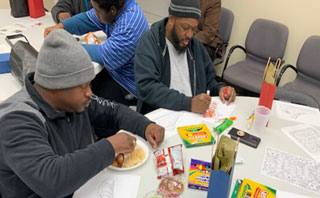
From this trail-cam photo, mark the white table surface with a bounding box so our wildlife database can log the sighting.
[78,96,320,198]
[0,9,103,102]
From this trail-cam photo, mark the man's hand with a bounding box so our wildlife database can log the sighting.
[145,123,164,149]
[106,133,137,155]
[219,86,236,105]
[44,23,64,37]
[191,93,211,114]
[58,12,71,22]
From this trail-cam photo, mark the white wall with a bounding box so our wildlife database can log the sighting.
[136,0,169,24]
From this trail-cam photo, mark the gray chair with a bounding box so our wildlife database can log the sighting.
[275,88,319,109]
[212,7,234,66]
[276,35,320,108]
[221,18,289,94]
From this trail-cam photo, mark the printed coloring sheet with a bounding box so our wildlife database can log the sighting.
[282,124,320,162]
[275,101,320,127]
[262,147,320,194]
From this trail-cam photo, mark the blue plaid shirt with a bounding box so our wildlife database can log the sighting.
[62,0,149,96]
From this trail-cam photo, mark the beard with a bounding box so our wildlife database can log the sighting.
[170,24,188,53]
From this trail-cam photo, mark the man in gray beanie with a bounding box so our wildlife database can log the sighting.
[135,0,236,115]
[0,29,164,197]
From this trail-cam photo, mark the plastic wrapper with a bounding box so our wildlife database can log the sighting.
[153,144,184,179]
[158,176,184,197]
[84,32,101,44]
[144,176,185,198]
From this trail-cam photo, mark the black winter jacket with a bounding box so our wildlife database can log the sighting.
[135,18,224,114]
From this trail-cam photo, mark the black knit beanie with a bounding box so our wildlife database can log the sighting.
[168,0,201,20]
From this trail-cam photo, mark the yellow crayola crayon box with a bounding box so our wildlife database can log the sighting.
[188,159,211,191]
[177,124,213,148]
[236,178,276,198]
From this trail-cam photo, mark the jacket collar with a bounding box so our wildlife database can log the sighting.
[25,73,68,120]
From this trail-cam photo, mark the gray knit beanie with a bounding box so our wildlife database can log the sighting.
[168,0,201,20]
[34,29,95,89]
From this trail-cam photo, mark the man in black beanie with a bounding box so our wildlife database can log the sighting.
[135,0,236,115]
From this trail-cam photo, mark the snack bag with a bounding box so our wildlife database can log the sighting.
[84,32,101,44]
[154,144,184,179]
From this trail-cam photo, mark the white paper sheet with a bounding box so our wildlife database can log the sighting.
[146,109,183,138]
[14,20,45,28]
[0,44,10,53]
[282,124,320,162]
[73,172,140,198]
[145,98,236,139]
[277,190,317,198]
[0,25,25,36]
[261,147,320,195]
[275,101,320,127]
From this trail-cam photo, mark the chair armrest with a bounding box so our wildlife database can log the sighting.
[276,64,297,86]
[212,42,228,61]
[221,45,246,80]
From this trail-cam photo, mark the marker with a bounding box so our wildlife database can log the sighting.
[218,116,237,122]
[224,88,228,95]
[247,114,254,129]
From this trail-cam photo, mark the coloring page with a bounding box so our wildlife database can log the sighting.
[262,147,320,194]
[282,124,320,162]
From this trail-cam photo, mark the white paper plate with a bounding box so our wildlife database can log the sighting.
[109,136,149,171]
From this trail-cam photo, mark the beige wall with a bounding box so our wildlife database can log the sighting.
[0,0,55,10]
[0,1,10,8]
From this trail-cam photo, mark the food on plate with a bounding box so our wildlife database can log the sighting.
[112,146,146,168]
[112,153,124,167]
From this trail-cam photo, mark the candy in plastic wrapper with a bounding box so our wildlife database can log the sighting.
[84,32,101,44]
[154,144,184,179]
[158,177,184,197]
